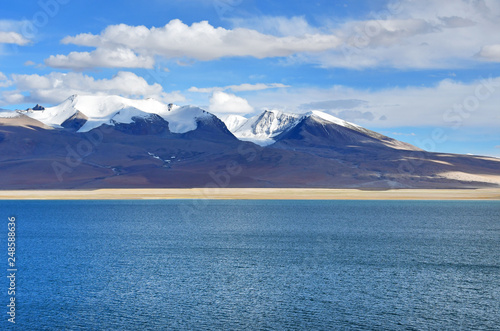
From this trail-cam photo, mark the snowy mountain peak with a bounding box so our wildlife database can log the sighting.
[224,109,301,146]
[223,109,417,149]
[14,95,419,151]
[68,94,79,102]
[253,110,301,136]
[224,109,360,146]
[22,95,212,134]
[306,110,360,129]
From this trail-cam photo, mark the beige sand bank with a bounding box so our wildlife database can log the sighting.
[0,188,500,200]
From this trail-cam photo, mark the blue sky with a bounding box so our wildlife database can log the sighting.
[1,0,499,156]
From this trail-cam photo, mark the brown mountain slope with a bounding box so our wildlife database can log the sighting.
[1,114,499,189]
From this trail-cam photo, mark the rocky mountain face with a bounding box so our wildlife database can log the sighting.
[0,95,499,189]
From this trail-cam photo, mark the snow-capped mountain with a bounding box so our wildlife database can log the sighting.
[18,95,414,150]
[2,95,499,189]
[22,95,212,134]
[223,109,419,150]
[275,110,421,151]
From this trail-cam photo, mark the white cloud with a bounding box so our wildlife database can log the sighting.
[188,87,219,93]
[230,83,289,92]
[241,76,500,128]
[45,47,155,70]
[0,20,31,45]
[0,31,30,45]
[189,82,289,93]
[45,19,341,69]
[209,91,253,114]
[11,1,500,70]
[1,91,25,105]
[477,44,500,62]
[231,0,500,69]
[350,0,500,69]
[1,71,185,105]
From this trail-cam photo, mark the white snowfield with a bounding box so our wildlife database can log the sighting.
[23,95,211,134]
[220,114,247,132]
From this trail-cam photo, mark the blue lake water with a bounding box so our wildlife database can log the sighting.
[1,200,499,330]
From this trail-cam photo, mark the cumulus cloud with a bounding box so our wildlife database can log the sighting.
[341,0,500,68]
[209,91,253,114]
[477,44,500,62]
[45,19,341,69]
[17,1,500,70]
[1,71,185,105]
[0,31,30,45]
[189,82,289,93]
[0,20,31,45]
[39,1,500,70]
[45,48,155,70]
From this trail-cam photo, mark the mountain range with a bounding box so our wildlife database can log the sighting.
[1,95,499,189]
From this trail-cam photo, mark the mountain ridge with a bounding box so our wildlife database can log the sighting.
[1,95,499,189]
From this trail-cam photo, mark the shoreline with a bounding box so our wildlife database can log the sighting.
[0,188,500,200]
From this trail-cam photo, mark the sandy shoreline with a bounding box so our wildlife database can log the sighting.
[0,188,499,200]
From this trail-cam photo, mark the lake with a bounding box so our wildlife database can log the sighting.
[1,200,499,329]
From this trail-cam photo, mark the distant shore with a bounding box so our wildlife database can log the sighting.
[0,188,500,200]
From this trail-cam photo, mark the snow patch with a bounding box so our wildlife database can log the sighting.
[221,114,248,132]
[165,106,210,133]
